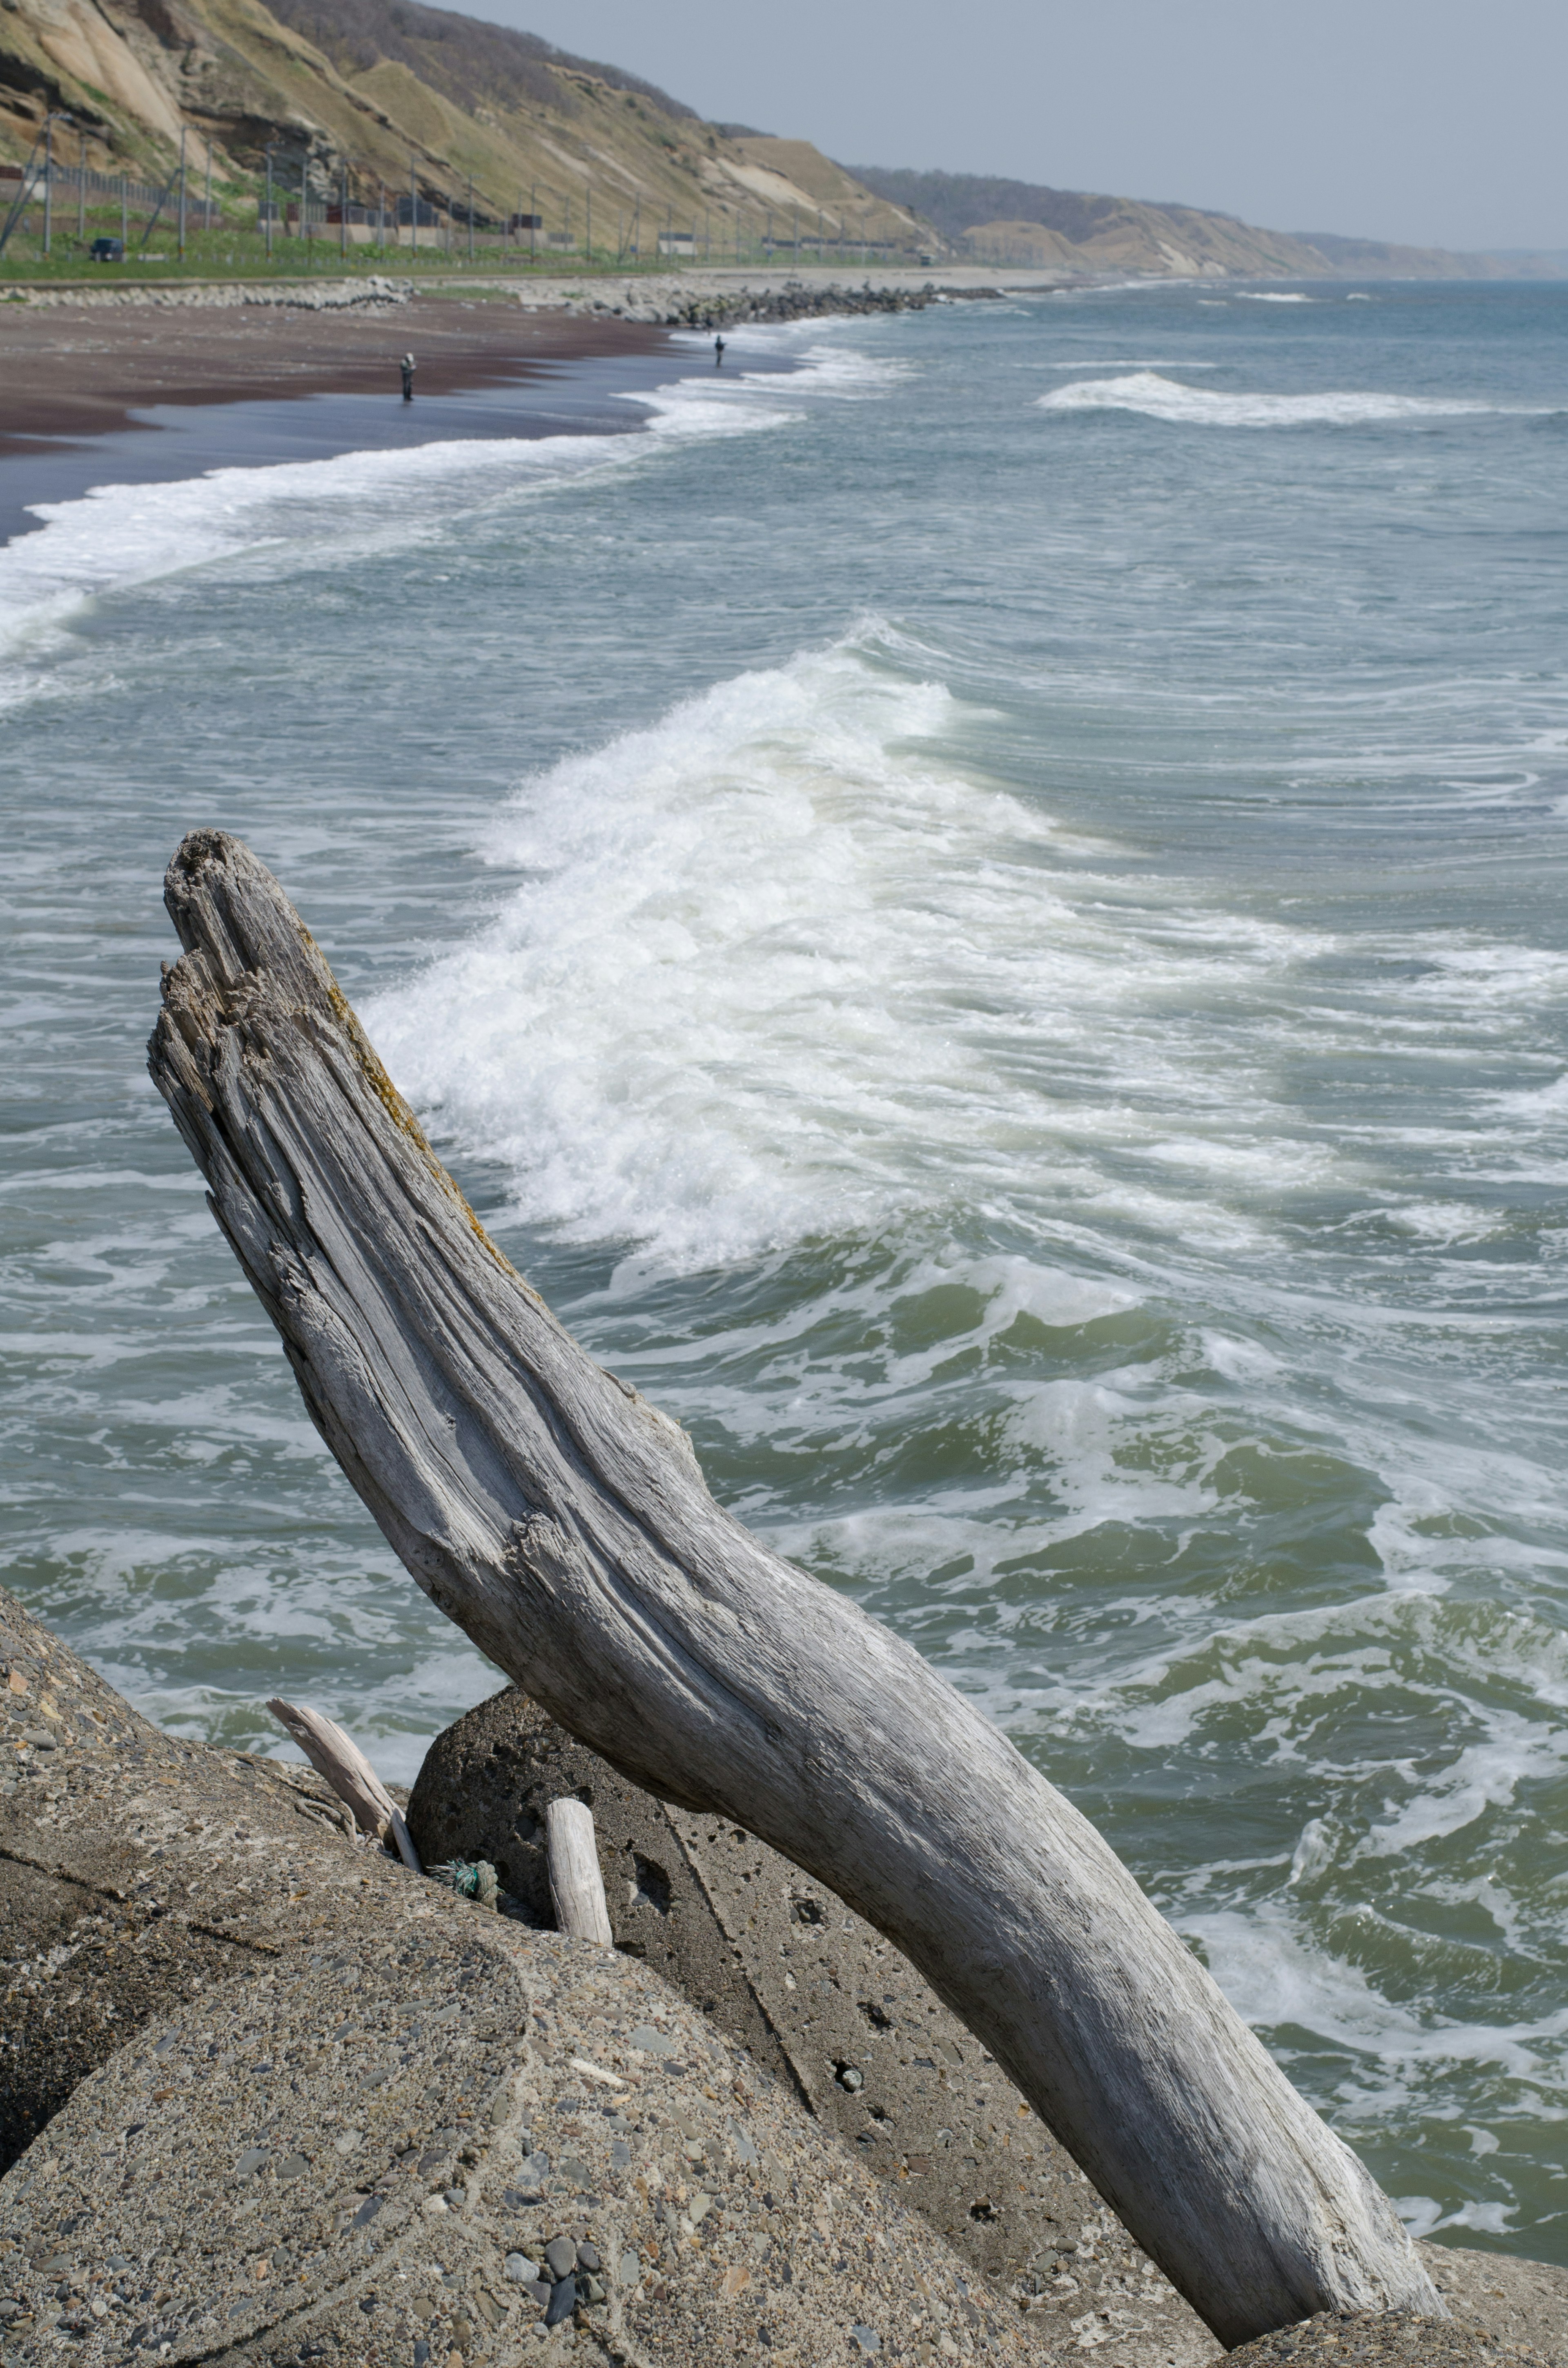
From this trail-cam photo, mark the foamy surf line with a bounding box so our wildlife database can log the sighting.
[0,333,875,678]
[1039,370,1541,428]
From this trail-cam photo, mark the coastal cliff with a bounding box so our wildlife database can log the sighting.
[0,0,923,254]
[4,0,1544,279]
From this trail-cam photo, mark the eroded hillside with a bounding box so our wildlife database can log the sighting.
[0,0,924,247]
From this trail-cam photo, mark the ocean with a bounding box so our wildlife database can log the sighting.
[3,277,1566,2264]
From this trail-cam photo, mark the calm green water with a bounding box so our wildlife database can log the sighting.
[3,282,1567,2260]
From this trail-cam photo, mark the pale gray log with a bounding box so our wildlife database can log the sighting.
[149,831,1441,2347]
[546,1796,614,1944]
[267,1696,422,1871]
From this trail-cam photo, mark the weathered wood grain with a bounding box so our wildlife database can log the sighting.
[149,830,1441,2346]
[546,1797,614,1944]
[266,1696,421,1871]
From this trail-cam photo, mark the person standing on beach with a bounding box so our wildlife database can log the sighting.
[400,352,415,401]
[714,334,726,368]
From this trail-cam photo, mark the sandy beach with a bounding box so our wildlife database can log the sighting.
[0,286,672,456]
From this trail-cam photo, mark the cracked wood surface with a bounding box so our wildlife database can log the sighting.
[147,828,1442,2346]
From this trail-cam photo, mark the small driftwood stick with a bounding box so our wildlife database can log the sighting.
[267,1697,421,1871]
[546,1797,613,1944]
[152,835,1440,2346]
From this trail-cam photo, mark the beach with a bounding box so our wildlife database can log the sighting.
[0,285,673,453]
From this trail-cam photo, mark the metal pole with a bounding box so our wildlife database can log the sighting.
[340,159,346,258]
[77,136,86,240]
[378,180,385,249]
[302,153,310,261]
[205,142,212,241]
[410,157,416,259]
[43,115,52,258]
[530,183,536,263]
[265,148,273,260]
[120,174,127,248]
[177,125,186,260]
[467,174,473,261]
[585,187,590,263]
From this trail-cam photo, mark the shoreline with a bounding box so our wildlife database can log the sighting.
[0,273,941,547]
[0,288,674,460]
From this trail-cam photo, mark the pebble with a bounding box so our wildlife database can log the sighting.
[1229,2311,1549,2367]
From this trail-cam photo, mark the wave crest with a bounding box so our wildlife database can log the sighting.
[1038,370,1517,428]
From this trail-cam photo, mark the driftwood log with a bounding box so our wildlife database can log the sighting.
[148,832,1441,2347]
[546,1796,615,1944]
[266,1695,422,1869]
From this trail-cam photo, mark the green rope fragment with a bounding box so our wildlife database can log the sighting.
[431,1858,500,1910]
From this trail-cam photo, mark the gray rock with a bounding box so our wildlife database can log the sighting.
[0,1587,1049,2368]
[543,2234,576,2279]
[4,1592,1565,2368]
[406,1682,1199,2340]
[1228,2308,1547,2366]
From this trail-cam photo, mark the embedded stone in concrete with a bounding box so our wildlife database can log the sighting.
[406,1683,1221,2359]
[0,1913,1049,2367]
[1228,2310,1547,2367]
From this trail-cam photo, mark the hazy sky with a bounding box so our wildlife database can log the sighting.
[441,0,1566,252]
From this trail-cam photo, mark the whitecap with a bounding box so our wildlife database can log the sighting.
[1038,371,1519,428]
[0,331,889,685]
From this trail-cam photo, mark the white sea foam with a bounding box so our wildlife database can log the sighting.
[0,432,627,675]
[365,628,1353,1272]
[1236,291,1317,303]
[1183,1895,1568,2096]
[1039,370,1515,428]
[0,334,875,684]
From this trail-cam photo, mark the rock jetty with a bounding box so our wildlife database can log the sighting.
[3,1587,1566,2365]
[0,1588,1041,2366]
[410,1686,1219,2361]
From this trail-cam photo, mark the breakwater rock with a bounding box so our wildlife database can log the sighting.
[0,1587,1038,2366]
[550,279,986,328]
[409,1686,1220,2362]
[1229,2309,1550,2367]
[9,279,412,312]
[3,1586,1566,2365]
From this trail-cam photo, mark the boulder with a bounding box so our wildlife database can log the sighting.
[4,1594,1565,2368]
[408,1687,1221,2359]
[407,1687,1568,2368]
[0,1588,1043,2365]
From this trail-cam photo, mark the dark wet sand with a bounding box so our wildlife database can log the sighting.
[0,290,670,453]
